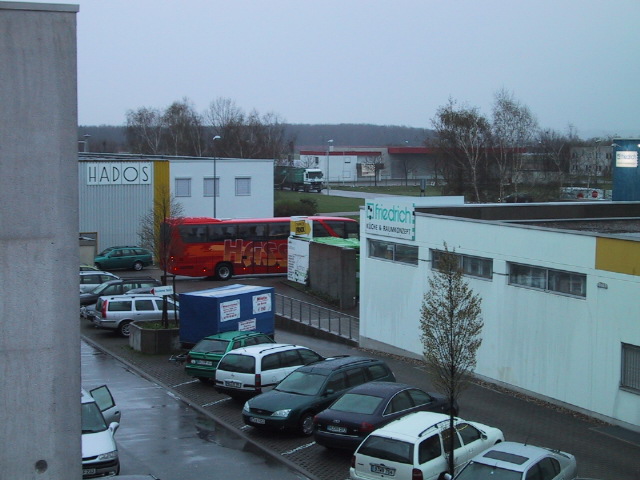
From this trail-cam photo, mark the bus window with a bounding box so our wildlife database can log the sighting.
[313,221,331,238]
[268,222,290,240]
[238,223,268,241]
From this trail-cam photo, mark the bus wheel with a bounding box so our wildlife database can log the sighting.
[215,263,233,281]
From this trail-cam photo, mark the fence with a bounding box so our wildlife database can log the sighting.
[275,293,359,343]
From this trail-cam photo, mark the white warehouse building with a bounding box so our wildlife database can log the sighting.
[78,153,273,251]
[360,199,640,430]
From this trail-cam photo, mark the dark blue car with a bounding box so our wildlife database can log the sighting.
[313,381,458,450]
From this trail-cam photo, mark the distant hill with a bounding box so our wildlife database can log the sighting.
[77,123,434,153]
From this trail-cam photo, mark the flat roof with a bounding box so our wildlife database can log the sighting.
[415,201,640,237]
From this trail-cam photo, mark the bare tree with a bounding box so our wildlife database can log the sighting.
[138,186,184,328]
[125,106,165,154]
[205,96,289,160]
[537,128,571,194]
[491,89,538,200]
[420,244,483,476]
[432,98,490,202]
[162,98,205,157]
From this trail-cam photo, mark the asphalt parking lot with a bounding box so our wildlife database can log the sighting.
[81,269,640,480]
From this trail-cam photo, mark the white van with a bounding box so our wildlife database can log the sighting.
[81,385,121,478]
[214,343,323,399]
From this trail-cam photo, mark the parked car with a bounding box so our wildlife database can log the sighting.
[350,411,504,480]
[80,277,161,307]
[82,385,120,478]
[94,245,153,271]
[91,294,179,337]
[214,343,324,399]
[243,356,395,436]
[80,271,120,293]
[80,264,100,271]
[451,441,577,480]
[184,331,276,381]
[314,381,458,450]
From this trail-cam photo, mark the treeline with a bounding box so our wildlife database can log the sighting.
[77,96,432,157]
[78,123,432,154]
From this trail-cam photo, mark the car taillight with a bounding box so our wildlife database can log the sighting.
[186,354,192,363]
[101,301,108,317]
[411,468,423,480]
[255,374,261,389]
[359,422,375,434]
[313,415,319,425]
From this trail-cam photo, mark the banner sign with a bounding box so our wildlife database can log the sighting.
[365,200,415,241]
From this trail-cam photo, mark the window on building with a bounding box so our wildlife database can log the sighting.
[509,263,586,298]
[368,239,418,265]
[235,177,251,196]
[204,177,219,197]
[175,178,191,197]
[621,343,640,393]
[431,250,493,280]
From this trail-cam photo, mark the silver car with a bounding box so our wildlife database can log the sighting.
[79,271,120,293]
[92,294,179,337]
[452,441,577,480]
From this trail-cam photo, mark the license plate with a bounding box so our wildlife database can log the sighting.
[82,468,96,475]
[249,416,266,424]
[371,464,396,476]
[194,360,213,366]
[327,425,347,433]
[225,380,242,388]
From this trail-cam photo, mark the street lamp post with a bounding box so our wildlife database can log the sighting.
[327,139,334,195]
[212,135,221,218]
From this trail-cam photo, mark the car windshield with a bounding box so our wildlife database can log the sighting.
[191,338,230,354]
[81,402,108,434]
[454,461,521,480]
[358,435,413,464]
[331,393,383,414]
[90,282,112,295]
[275,371,326,395]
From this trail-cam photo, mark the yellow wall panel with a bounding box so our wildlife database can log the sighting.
[596,237,640,275]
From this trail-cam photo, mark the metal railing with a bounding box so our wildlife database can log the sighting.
[275,293,359,342]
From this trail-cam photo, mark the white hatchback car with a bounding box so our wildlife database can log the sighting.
[214,343,324,399]
[79,271,120,293]
[82,385,121,478]
[350,411,504,480]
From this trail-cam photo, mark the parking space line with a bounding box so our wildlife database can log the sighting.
[282,442,316,455]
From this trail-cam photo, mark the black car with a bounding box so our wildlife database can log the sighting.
[242,356,395,436]
[79,277,161,307]
[313,381,457,450]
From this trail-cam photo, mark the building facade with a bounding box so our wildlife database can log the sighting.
[79,153,274,250]
[360,200,640,430]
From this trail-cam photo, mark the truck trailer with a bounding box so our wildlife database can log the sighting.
[274,166,324,192]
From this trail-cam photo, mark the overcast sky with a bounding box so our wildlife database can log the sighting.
[38,0,640,137]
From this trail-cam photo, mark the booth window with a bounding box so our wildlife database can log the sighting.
[204,177,219,197]
[621,343,640,393]
[368,239,418,265]
[508,263,586,298]
[431,250,493,280]
[235,177,251,196]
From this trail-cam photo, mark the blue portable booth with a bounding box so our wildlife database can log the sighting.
[179,284,275,346]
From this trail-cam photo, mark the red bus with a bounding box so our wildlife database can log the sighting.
[161,216,359,280]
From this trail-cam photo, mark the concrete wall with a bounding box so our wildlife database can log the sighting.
[0,2,80,478]
[309,242,358,308]
[359,209,640,429]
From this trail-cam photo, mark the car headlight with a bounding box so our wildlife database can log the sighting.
[271,409,292,418]
[97,450,118,461]
[243,401,250,413]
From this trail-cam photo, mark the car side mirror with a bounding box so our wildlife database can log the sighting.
[442,474,452,480]
[324,389,334,396]
[109,422,119,434]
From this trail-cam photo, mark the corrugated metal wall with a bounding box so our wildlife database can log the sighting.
[78,160,155,251]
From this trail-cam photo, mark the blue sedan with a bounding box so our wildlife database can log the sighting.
[313,381,458,450]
